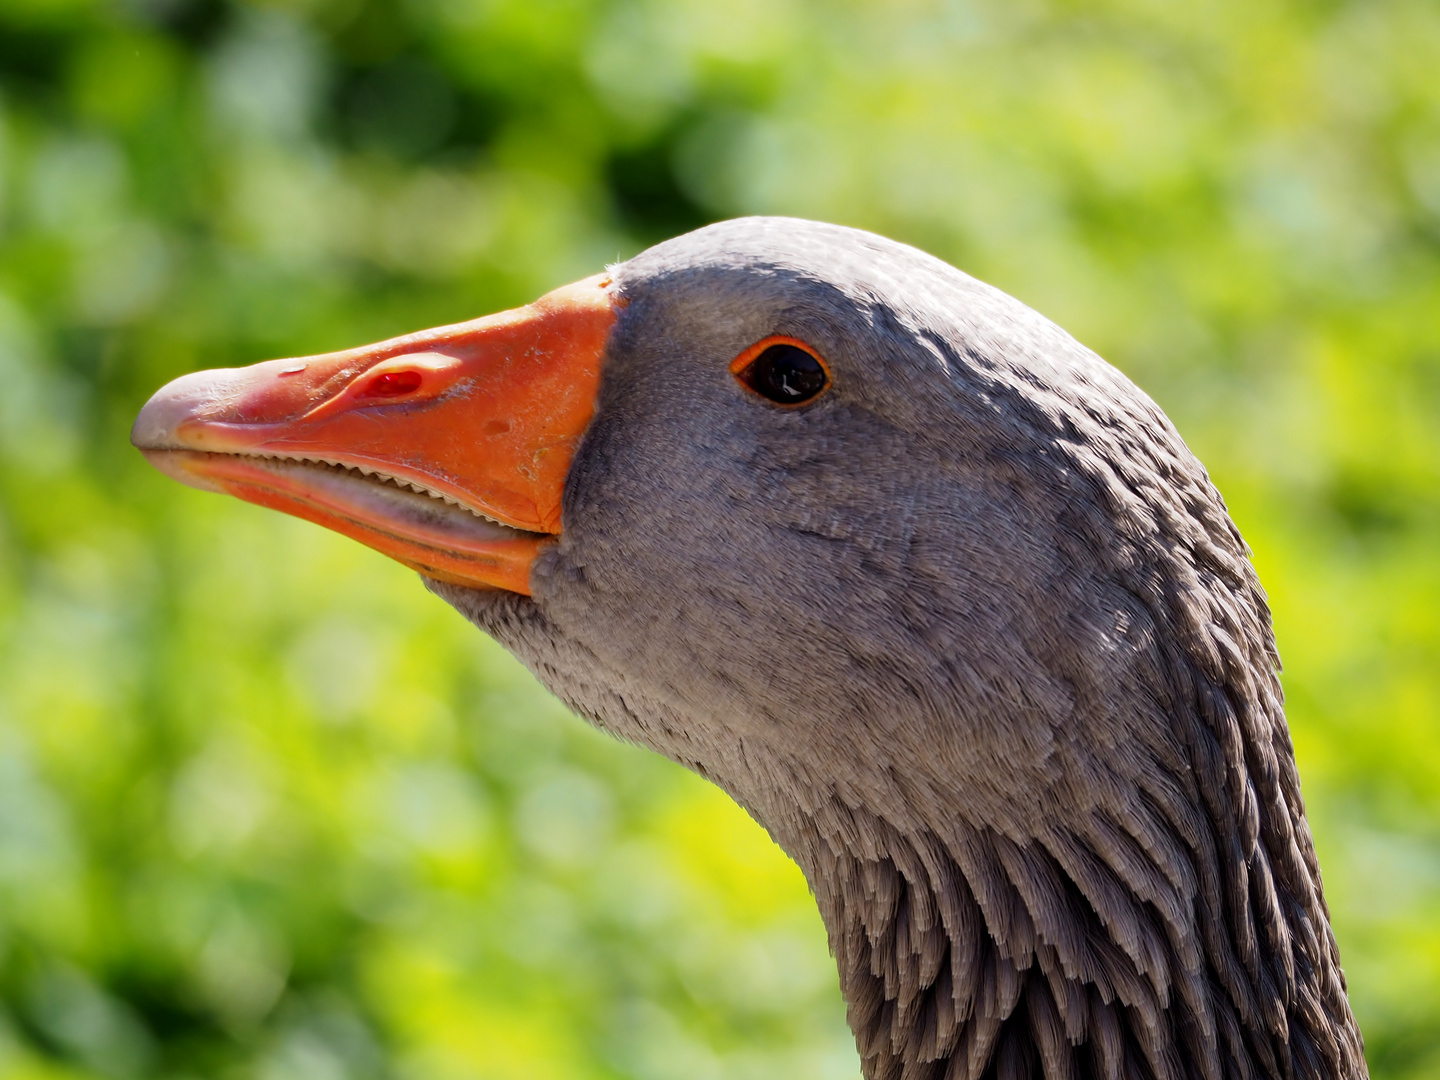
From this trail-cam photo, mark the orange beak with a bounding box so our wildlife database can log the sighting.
[132,275,620,595]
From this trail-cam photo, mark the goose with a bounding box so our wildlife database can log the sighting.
[133,217,1367,1080]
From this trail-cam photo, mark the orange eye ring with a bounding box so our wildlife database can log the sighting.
[729,335,832,407]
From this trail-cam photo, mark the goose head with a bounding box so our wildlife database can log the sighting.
[134,217,1366,1080]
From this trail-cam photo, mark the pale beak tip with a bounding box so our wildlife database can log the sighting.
[131,368,234,451]
[130,403,176,451]
[133,369,235,494]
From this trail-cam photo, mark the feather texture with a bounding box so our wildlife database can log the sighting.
[431,218,1367,1080]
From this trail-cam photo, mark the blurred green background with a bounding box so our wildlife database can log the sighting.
[0,0,1437,1076]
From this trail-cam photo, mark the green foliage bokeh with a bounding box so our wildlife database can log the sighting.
[0,0,1437,1076]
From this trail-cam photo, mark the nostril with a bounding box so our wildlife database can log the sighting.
[366,370,423,397]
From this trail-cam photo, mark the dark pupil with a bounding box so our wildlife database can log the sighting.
[744,344,827,403]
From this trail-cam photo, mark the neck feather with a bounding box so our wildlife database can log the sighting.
[797,771,1365,1080]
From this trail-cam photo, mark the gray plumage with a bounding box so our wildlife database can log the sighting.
[429,217,1366,1080]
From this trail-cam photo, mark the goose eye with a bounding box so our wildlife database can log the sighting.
[731,337,831,406]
